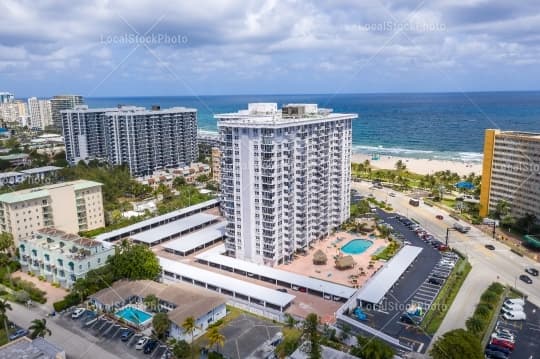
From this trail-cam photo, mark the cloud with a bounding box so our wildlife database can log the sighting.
[0,0,539,96]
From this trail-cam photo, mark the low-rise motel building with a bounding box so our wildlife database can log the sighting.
[18,228,114,288]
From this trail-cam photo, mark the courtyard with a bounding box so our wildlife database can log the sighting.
[277,230,388,287]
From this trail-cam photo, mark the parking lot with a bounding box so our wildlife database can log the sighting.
[211,313,282,359]
[355,210,445,353]
[489,300,540,358]
[55,308,169,359]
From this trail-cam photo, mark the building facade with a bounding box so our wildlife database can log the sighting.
[480,129,540,220]
[18,228,114,288]
[27,97,53,130]
[62,105,199,176]
[211,147,221,182]
[51,94,84,132]
[0,180,105,241]
[0,92,14,104]
[217,103,357,266]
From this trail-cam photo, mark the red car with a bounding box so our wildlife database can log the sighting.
[490,338,515,351]
[436,215,444,220]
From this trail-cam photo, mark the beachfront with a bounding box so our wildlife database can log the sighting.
[352,153,482,177]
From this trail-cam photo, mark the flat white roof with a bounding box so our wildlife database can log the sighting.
[20,166,61,174]
[0,172,23,178]
[131,213,218,244]
[159,257,295,308]
[196,246,356,299]
[94,199,219,242]
[162,222,225,254]
[355,245,423,304]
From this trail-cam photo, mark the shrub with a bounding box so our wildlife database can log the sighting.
[38,275,46,281]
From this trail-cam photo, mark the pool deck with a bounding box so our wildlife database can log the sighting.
[277,231,386,287]
[115,305,153,326]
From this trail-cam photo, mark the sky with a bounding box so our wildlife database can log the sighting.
[1,0,540,97]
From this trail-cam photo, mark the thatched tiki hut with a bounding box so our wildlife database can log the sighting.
[312,249,328,265]
[335,255,356,270]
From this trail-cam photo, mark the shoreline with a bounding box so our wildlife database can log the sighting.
[351,153,482,177]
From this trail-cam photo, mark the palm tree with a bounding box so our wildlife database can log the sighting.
[144,294,159,312]
[207,326,225,354]
[284,313,297,329]
[0,299,12,337]
[29,318,51,339]
[182,316,199,358]
[0,232,14,255]
[465,316,485,336]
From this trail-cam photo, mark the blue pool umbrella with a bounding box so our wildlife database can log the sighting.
[455,181,475,190]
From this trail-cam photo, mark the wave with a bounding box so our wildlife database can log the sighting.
[352,145,483,163]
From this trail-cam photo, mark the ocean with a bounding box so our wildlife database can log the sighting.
[86,92,540,163]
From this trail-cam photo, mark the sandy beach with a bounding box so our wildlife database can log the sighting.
[352,153,482,177]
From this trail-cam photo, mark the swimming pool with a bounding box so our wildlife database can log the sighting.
[115,306,153,326]
[341,239,373,255]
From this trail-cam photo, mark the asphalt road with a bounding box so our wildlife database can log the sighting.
[353,181,540,345]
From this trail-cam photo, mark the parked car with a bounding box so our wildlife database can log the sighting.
[428,277,443,285]
[435,214,444,220]
[120,329,135,342]
[491,332,515,342]
[519,274,533,284]
[490,338,515,351]
[276,288,288,293]
[503,311,526,321]
[135,337,149,350]
[486,343,512,356]
[484,348,509,359]
[504,298,525,306]
[143,339,159,354]
[71,308,86,319]
[525,267,539,276]
[485,244,496,250]
[501,303,524,313]
[8,328,29,341]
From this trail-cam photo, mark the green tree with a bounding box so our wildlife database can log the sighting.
[152,312,170,340]
[144,294,159,312]
[284,313,297,329]
[494,200,510,219]
[0,232,14,255]
[465,317,486,337]
[0,299,12,338]
[173,176,187,189]
[169,338,191,358]
[207,326,225,354]
[351,336,395,359]
[430,329,483,359]
[395,160,406,172]
[29,318,51,339]
[303,313,321,359]
[182,316,199,358]
[108,243,160,280]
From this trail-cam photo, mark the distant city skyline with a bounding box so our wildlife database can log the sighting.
[1,1,539,97]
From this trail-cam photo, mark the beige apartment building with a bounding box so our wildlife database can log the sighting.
[480,129,540,219]
[211,147,221,183]
[0,180,105,241]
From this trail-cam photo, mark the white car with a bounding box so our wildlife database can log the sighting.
[503,311,526,321]
[504,298,525,307]
[502,303,524,312]
[135,336,149,350]
[389,193,396,197]
[71,308,86,319]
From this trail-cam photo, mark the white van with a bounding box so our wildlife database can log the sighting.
[502,303,524,313]
[504,298,525,307]
[503,311,526,321]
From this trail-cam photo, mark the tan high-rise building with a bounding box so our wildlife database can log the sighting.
[0,180,105,241]
[211,147,221,183]
[480,129,540,219]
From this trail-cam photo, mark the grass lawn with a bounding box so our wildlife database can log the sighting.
[0,329,7,346]
[421,258,472,335]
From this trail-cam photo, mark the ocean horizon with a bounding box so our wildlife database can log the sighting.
[86,91,540,163]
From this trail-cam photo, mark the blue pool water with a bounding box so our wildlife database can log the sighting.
[115,306,152,325]
[341,239,373,255]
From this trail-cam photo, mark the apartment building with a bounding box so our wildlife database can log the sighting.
[480,129,540,220]
[211,147,221,182]
[0,180,105,241]
[62,105,198,176]
[27,97,53,130]
[0,92,14,104]
[18,227,114,288]
[217,103,357,266]
[51,94,84,132]
[0,100,28,124]
[136,162,211,189]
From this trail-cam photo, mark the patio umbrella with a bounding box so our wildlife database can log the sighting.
[312,249,328,265]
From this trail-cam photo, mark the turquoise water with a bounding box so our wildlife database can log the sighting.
[341,239,373,255]
[115,306,152,325]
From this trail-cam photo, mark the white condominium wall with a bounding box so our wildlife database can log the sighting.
[217,103,357,266]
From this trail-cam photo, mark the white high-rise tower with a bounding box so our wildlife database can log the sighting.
[217,103,357,266]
